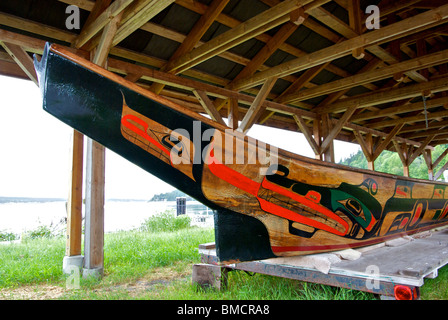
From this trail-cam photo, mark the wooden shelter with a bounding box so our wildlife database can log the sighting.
[1,0,448,276]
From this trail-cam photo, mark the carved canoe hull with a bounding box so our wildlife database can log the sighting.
[35,43,448,263]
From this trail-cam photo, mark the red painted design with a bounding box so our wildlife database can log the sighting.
[207,146,349,237]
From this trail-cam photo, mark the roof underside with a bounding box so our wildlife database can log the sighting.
[1,0,448,160]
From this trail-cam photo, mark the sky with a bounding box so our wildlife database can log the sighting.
[0,75,361,200]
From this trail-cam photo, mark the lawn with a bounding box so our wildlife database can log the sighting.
[0,213,447,300]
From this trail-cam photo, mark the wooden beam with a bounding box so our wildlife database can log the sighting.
[150,0,230,94]
[0,11,76,44]
[320,105,357,154]
[228,98,239,130]
[423,149,434,180]
[353,130,374,163]
[348,0,365,59]
[434,159,448,180]
[369,109,448,129]
[0,59,28,80]
[164,0,312,74]
[212,20,300,111]
[315,75,448,114]
[433,147,448,168]
[0,42,38,85]
[93,12,123,65]
[113,0,175,46]
[351,96,448,121]
[293,114,321,156]
[193,90,227,126]
[108,57,317,120]
[408,134,436,164]
[279,49,448,105]
[229,4,448,91]
[73,0,133,49]
[372,124,405,160]
[238,77,277,133]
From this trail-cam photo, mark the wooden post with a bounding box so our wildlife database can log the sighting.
[66,130,84,256]
[62,130,84,274]
[83,138,106,277]
[228,98,239,130]
[83,11,122,278]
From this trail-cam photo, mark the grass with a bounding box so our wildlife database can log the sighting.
[0,213,447,300]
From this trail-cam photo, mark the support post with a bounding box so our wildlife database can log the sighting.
[83,139,106,278]
[63,130,84,274]
[82,10,122,279]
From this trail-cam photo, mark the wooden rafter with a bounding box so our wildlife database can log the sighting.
[164,0,313,75]
[229,4,448,91]
[279,49,448,105]
[238,77,277,133]
[193,89,227,126]
[0,41,38,85]
[315,75,448,114]
[150,0,230,95]
[72,0,132,49]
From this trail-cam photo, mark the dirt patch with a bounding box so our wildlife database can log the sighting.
[0,284,66,300]
[0,263,193,300]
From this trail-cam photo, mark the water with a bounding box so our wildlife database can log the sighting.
[0,200,214,236]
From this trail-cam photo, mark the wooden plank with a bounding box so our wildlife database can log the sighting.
[193,90,227,126]
[238,77,277,133]
[165,0,312,74]
[0,42,38,85]
[229,4,448,91]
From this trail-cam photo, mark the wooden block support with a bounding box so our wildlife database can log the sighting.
[192,264,229,291]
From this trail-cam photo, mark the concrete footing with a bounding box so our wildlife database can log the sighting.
[62,255,84,274]
[82,267,104,279]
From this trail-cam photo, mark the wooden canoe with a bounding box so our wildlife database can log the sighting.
[35,43,448,263]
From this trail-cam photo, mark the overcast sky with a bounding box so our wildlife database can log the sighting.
[0,75,360,200]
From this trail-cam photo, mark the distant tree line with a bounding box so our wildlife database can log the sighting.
[339,144,448,181]
[150,189,193,201]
